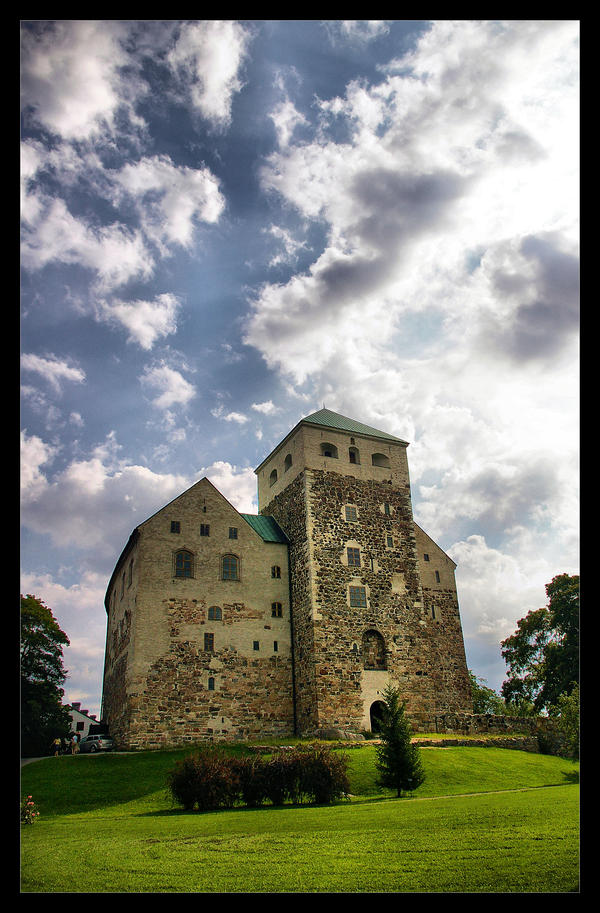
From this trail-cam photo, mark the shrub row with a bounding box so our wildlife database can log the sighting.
[167,744,350,812]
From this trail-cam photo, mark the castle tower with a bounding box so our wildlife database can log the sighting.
[255,408,471,736]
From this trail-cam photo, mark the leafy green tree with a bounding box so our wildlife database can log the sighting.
[469,670,506,714]
[501,574,579,714]
[375,684,425,797]
[21,594,72,757]
[551,683,579,759]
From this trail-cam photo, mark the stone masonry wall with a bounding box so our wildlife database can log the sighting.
[121,596,295,750]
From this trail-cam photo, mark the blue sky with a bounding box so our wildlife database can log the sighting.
[20,20,579,719]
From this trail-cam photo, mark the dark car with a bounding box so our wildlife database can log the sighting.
[79,734,115,753]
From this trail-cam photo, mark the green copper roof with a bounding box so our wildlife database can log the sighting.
[301,408,408,444]
[241,514,289,543]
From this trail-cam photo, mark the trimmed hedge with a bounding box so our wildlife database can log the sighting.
[167,744,350,812]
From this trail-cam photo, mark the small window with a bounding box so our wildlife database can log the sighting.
[269,469,278,487]
[435,570,441,583]
[271,565,281,578]
[383,502,391,515]
[204,633,214,652]
[253,641,260,651]
[284,453,292,472]
[386,535,393,548]
[349,586,367,607]
[229,527,238,539]
[222,555,239,580]
[271,602,283,617]
[345,506,357,521]
[372,453,391,468]
[430,605,436,620]
[170,521,180,533]
[200,524,210,536]
[347,547,361,567]
[349,446,360,464]
[320,442,338,458]
[174,550,193,578]
[208,676,215,691]
[76,721,84,731]
[423,553,430,562]
[273,641,278,652]
[208,605,222,620]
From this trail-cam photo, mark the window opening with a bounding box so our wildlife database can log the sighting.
[347,547,361,567]
[175,550,193,578]
[222,555,239,580]
[349,586,367,607]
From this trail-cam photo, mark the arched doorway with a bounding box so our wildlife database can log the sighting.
[370,700,387,734]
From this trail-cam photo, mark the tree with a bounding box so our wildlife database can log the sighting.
[551,683,579,759]
[469,670,506,714]
[501,574,579,714]
[21,594,72,757]
[375,684,425,797]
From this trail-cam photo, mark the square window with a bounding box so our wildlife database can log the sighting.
[424,553,430,561]
[271,602,283,617]
[200,524,210,536]
[171,521,180,533]
[349,586,367,607]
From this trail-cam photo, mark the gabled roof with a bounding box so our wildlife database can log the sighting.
[241,514,288,543]
[301,408,408,444]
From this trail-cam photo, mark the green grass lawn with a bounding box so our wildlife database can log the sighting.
[20,742,579,893]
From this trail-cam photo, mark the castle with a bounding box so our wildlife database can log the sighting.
[101,408,472,749]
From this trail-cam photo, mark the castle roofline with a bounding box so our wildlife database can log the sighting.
[254,408,408,473]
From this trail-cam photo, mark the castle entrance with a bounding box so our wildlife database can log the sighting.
[369,700,387,733]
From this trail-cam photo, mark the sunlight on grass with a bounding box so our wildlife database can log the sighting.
[21,744,579,893]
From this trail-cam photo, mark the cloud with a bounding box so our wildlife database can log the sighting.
[167,20,252,127]
[20,20,134,141]
[111,155,225,251]
[140,363,196,411]
[21,195,154,292]
[97,293,181,350]
[21,352,86,394]
[245,20,578,385]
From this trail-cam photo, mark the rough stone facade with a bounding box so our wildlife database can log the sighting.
[102,409,473,749]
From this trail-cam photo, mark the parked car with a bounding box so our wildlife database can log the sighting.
[79,734,115,753]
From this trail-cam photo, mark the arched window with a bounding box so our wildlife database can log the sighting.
[372,452,391,468]
[362,629,387,670]
[349,446,360,464]
[222,555,239,580]
[269,468,278,486]
[208,605,222,620]
[174,549,193,578]
[320,442,338,458]
[284,453,292,472]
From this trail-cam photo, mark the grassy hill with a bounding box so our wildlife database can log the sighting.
[20,740,579,893]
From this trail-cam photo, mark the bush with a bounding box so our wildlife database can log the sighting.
[167,748,240,812]
[167,744,350,812]
[21,795,40,825]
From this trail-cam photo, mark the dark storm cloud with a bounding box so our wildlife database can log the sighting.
[350,167,467,252]
[484,232,579,362]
